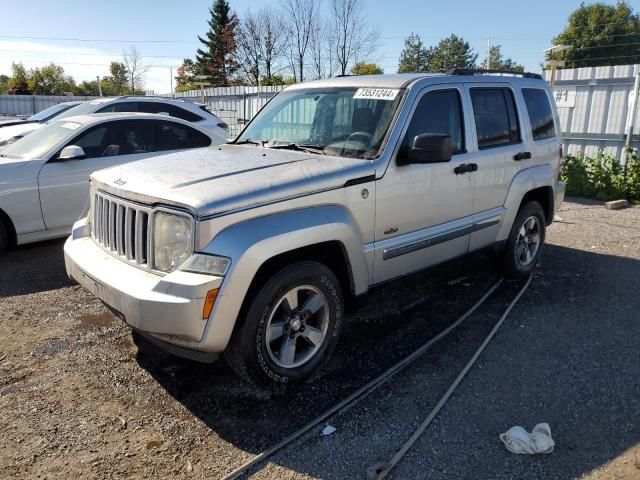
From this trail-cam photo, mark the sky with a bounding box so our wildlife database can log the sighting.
[0,0,633,94]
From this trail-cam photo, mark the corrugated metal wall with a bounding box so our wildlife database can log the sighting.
[545,64,640,161]
[0,95,99,116]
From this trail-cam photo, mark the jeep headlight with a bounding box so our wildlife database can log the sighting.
[153,212,193,272]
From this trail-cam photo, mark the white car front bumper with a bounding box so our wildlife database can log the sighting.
[64,219,223,349]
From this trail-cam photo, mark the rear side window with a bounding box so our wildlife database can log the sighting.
[403,89,465,155]
[139,102,203,122]
[153,120,211,151]
[97,102,138,113]
[470,88,520,149]
[522,88,556,141]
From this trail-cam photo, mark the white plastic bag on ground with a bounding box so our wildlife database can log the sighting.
[499,423,555,454]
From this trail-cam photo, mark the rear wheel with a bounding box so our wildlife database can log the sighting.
[501,201,546,277]
[0,219,9,253]
[225,261,345,391]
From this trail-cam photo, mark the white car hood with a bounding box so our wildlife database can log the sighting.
[91,144,375,217]
[0,123,42,143]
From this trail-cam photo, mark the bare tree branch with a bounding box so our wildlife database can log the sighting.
[122,46,148,94]
[281,0,319,82]
[330,0,380,76]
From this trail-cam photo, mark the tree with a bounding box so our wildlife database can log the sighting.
[330,0,380,76]
[175,58,198,91]
[351,62,383,75]
[77,80,99,96]
[236,10,263,85]
[91,62,130,96]
[427,34,478,72]
[28,64,76,95]
[259,8,288,82]
[309,18,331,79]
[7,63,31,94]
[397,34,430,73]
[0,74,9,94]
[549,1,640,67]
[122,47,148,94]
[483,45,524,71]
[196,0,239,86]
[260,74,296,86]
[282,0,319,82]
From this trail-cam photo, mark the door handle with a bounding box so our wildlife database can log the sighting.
[454,163,478,175]
[513,151,532,161]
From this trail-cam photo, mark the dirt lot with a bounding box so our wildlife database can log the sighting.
[1,199,639,480]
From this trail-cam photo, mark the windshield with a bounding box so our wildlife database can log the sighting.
[56,100,109,120]
[28,103,75,122]
[236,87,404,159]
[0,121,80,159]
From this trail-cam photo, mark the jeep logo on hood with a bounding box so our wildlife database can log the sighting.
[113,178,127,186]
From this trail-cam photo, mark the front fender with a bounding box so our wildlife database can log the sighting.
[197,205,368,352]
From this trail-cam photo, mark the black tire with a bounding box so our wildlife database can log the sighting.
[501,201,546,277]
[0,219,9,253]
[225,261,345,392]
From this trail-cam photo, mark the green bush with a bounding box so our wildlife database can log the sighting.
[561,148,640,201]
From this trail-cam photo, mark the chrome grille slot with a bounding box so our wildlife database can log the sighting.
[91,190,153,270]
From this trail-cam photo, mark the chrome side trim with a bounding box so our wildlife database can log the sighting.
[382,207,505,261]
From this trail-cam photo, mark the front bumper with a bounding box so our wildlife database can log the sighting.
[64,219,223,348]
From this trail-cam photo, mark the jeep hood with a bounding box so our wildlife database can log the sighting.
[91,144,375,217]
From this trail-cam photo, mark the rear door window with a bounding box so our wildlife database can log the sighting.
[138,102,203,122]
[153,120,211,151]
[97,102,138,113]
[470,88,520,149]
[522,88,556,141]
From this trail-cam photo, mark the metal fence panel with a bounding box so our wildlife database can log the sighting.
[546,64,640,161]
[0,95,99,116]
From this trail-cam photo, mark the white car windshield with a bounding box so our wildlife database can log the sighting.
[236,87,404,159]
[56,100,109,119]
[0,121,81,159]
[28,103,75,122]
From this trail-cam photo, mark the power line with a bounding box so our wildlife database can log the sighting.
[0,34,196,44]
[0,49,186,59]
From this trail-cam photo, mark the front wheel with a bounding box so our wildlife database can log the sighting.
[501,201,546,277]
[225,261,345,391]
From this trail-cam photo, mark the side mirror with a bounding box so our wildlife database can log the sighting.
[58,145,86,161]
[399,133,453,165]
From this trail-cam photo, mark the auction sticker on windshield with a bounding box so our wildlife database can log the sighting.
[353,88,400,101]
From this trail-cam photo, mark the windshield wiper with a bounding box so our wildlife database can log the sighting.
[234,138,263,146]
[266,143,326,155]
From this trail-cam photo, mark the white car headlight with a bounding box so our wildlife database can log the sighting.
[180,254,230,276]
[153,212,193,272]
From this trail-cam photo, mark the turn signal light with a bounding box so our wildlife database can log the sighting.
[203,288,219,320]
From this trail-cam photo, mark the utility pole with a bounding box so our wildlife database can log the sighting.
[170,67,174,98]
[486,37,491,70]
[96,76,102,96]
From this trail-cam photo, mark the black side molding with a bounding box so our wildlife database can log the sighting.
[344,175,376,187]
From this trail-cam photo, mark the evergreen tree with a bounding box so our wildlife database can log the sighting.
[196,0,239,86]
[483,45,524,72]
[397,34,430,73]
[428,34,478,72]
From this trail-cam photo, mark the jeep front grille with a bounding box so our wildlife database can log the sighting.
[91,190,153,268]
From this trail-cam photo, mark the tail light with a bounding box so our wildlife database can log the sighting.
[217,122,229,132]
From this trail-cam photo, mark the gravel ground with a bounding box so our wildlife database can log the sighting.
[0,199,638,480]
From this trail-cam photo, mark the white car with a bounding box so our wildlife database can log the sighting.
[55,96,231,139]
[0,101,82,146]
[0,112,224,249]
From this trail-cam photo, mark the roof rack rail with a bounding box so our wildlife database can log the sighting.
[446,68,543,80]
